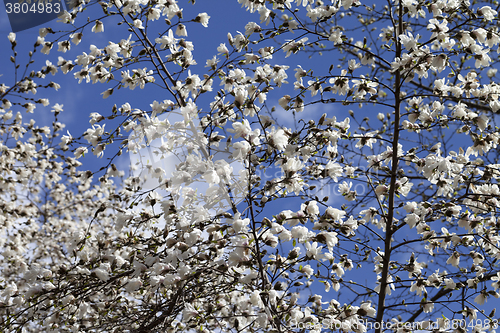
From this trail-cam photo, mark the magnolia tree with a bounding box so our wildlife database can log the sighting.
[2,0,500,332]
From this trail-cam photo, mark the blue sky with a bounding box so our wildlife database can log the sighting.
[2,0,500,330]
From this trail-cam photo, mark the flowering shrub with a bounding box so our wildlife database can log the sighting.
[2,0,500,332]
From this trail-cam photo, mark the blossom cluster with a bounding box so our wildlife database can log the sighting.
[2,0,500,332]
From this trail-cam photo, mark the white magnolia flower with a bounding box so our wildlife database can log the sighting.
[203,170,220,185]
[410,279,427,296]
[375,185,388,197]
[491,273,500,290]
[325,207,346,221]
[319,231,338,251]
[250,290,264,307]
[422,301,434,313]
[359,302,376,318]
[176,24,188,36]
[325,161,343,181]
[217,43,229,56]
[51,103,64,113]
[70,32,83,45]
[182,304,199,322]
[487,68,498,78]
[272,129,288,150]
[8,32,15,43]
[93,263,110,281]
[195,12,210,27]
[474,291,488,305]
[1,282,17,299]
[291,225,309,241]
[232,141,251,159]
[399,32,419,52]
[446,252,460,267]
[92,20,104,33]
[278,95,291,109]
[245,21,261,36]
[444,278,456,289]
[305,201,319,215]
[305,241,323,260]
[329,28,343,45]
[478,6,497,21]
[299,264,314,278]
[41,42,53,55]
[229,119,252,139]
[232,217,250,233]
[133,19,144,29]
[125,278,142,292]
[404,213,420,228]
[147,7,161,21]
[332,262,344,277]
